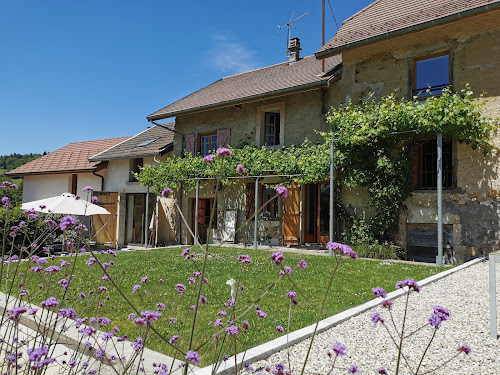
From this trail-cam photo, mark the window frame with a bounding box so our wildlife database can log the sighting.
[413,137,454,190]
[256,103,285,147]
[412,51,451,99]
[199,133,218,157]
[129,158,143,182]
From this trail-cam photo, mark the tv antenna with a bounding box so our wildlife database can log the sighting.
[277,11,308,57]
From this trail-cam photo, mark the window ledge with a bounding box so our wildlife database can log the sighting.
[126,181,141,185]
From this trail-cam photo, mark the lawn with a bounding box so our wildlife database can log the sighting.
[8,246,442,366]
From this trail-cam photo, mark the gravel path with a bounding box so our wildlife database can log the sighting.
[241,260,500,375]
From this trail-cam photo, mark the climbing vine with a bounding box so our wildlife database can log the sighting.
[138,87,496,244]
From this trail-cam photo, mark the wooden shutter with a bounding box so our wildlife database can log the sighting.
[282,183,300,245]
[216,128,231,148]
[245,183,255,219]
[186,133,197,156]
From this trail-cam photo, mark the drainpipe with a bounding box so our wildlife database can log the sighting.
[92,170,105,191]
[149,120,185,244]
[437,133,444,266]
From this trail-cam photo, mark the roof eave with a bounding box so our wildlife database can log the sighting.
[146,79,331,121]
[88,143,174,162]
[5,168,98,177]
[315,2,500,59]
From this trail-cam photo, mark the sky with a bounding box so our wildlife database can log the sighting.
[0,1,373,155]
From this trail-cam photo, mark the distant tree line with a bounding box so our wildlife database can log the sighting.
[0,152,45,206]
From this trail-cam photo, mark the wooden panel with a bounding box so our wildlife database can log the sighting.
[92,192,118,246]
[216,128,231,148]
[185,133,197,156]
[407,223,453,262]
[282,182,300,245]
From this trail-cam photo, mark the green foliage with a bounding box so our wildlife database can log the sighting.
[0,153,43,206]
[352,243,398,260]
[138,88,496,244]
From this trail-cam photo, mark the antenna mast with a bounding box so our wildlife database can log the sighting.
[277,11,308,58]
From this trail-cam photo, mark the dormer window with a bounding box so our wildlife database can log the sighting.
[413,52,450,98]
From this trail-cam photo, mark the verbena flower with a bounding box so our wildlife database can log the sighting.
[371,312,385,325]
[225,325,239,335]
[286,291,297,299]
[372,287,387,298]
[161,188,172,198]
[457,343,471,355]
[156,302,166,311]
[236,164,246,174]
[132,284,141,293]
[242,320,249,329]
[8,306,28,322]
[169,335,179,344]
[238,254,251,264]
[331,342,347,356]
[275,186,288,199]
[82,186,94,192]
[216,147,232,158]
[347,364,359,374]
[396,278,421,292]
[217,310,227,317]
[276,325,285,333]
[376,368,388,375]
[40,297,59,308]
[141,310,161,324]
[327,242,358,259]
[298,259,307,270]
[59,216,76,231]
[381,300,393,309]
[429,305,450,329]
[270,251,285,266]
[176,284,186,295]
[185,350,200,365]
[58,308,77,319]
[203,154,215,163]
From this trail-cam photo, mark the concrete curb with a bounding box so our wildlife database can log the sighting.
[194,257,484,375]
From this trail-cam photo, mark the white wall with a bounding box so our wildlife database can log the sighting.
[105,157,159,194]
[23,172,105,203]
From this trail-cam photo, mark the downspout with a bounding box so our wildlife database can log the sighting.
[92,170,105,191]
[149,120,185,244]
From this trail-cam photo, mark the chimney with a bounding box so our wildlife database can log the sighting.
[288,37,301,63]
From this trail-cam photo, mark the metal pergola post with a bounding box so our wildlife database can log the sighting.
[145,185,149,248]
[329,139,334,255]
[253,178,259,250]
[195,180,200,244]
[437,133,444,267]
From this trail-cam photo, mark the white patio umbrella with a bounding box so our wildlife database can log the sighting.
[21,193,110,216]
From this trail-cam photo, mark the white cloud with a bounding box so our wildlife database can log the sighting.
[209,32,259,75]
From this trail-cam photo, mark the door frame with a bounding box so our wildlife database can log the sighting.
[304,182,331,244]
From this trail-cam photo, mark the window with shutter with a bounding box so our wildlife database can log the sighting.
[216,128,231,148]
[185,133,197,156]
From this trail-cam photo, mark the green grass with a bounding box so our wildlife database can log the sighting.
[7,247,442,366]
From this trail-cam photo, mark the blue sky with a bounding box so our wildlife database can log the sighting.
[0,1,372,155]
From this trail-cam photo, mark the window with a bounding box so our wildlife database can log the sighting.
[256,103,285,147]
[413,52,450,98]
[413,138,453,189]
[196,198,216,228]
[200,134,217,156]
[129,158,143,182]
[265,112,280,146]
[71,174,78,195]
[245,183,279,220]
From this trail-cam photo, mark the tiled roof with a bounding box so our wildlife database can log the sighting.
[147,54,342,120]
[6,137,131,176]
[316,0,500,57]
[89,124,175,161]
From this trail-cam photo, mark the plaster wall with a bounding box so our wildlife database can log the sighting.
[105,156,162,194]
[335,9,500,258]
[172,89,328,156]
[22,173,102,202]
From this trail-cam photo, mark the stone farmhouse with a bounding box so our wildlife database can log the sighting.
[147,0,500,261]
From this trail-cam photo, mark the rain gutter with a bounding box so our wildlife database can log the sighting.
[315,3,500,59]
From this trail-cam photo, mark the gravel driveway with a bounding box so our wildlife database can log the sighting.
[241,259,500,375]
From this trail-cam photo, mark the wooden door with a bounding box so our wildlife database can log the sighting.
[282,183,300,245]
[92,192,118,246]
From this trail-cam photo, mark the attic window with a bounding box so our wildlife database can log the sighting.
[138,138,157,147]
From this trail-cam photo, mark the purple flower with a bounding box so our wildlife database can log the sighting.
[44,219,57,229]
[216,147,232,158]
[275,186,288,199]
[132,337,144,351]
[141,310,161,324]
[457,343,471,355]
[132,284,141,293]
[242,320,249,329]
[347,364,359,374]
[58,308,77,319]
[286,291,297,299]
[133,317,147,326]
[59,216,76,231]
[200,295,207,304]
[376,368,388,375]
[28,346,48,362]
[176,284,186,295]
[141,276,149,283]
[381,300,393,309]
[82,186,94,192]
[193,271,201,278]
[40,297,59,308]
[2,196,10,207]
[217,310,227,317]
[256,307,267,319]
[276,325,285,333]
[326,242,358,259]
[372,287,387,298]
[60,259,71,268]
[331,342,347,356]
[169,335,179,344]
[8,306,28,322]
[225,325,239,335]
[270,251,285,266]
[91,196,99,204]
[161,188,172,198]
[203,154,215,163]
[396,278,421,292]
[185,350,200,365]
[169,318,177,324]
[298,259,307,270]
[238,254,251,264]
[214,318,222,326]
[429,305,450,329]
[236,164,246,174]
[371,312,385,325]
[188,277,196,284]
[284,266,293,274]
[156,302,166,311]
[95,348,106,358]
[58,279,69,288]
